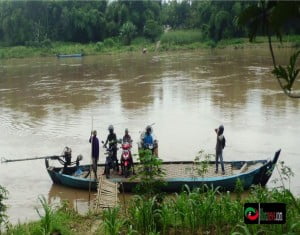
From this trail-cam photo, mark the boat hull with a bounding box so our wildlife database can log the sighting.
[56,53,83,58]
[46,150,280,192]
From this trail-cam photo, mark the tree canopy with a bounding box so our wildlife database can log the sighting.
[1,0,299,46]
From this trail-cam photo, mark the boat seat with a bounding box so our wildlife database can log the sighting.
[239,163,248,173]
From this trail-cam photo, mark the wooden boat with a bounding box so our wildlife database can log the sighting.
[56,53,83,58]
[45,149,280,192]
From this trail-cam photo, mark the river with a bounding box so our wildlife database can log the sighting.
[0,48,299,224]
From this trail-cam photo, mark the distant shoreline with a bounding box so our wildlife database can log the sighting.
[0,35,299,60]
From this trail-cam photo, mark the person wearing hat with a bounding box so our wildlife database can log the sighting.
[104,125,119,171]
[121,128,134,175]
[214,125,226,175]
[122,128,132,144]
[89,130,99,178]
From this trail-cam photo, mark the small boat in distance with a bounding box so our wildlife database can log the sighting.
[45,150,281,192]
[56,53,83,58]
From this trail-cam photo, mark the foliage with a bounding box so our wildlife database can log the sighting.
[6,198,91,235]
[160,30,202,46]
[272,50,300,92]
[128,195,161,235]
[120,21,136,45]
[0,185,8,230]
[1,0,299,47]
[193,150,213,177]
[4,184,300,235]
[35,195,54,234]
[237,0,300,98]
[101,207,125,235]
[234,178,244,202]
[134,149,166,197]
[143,20,163,42]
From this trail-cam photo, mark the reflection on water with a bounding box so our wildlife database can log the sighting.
[0,48,300,224]
[48,184,95,214]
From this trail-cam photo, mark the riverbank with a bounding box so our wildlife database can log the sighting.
[0,34,299,59]
[2,186,300,235]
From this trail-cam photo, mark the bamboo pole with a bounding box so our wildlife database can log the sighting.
[88,116,93,207]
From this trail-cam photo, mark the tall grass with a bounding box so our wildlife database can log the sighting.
[4,160,300,234]
[160,30,203,46]
[35,196,53,234]
[4,185,300,234]
[128,195,161,235]
[101,207,125,235]
[5,197,88,235]
[117,183,299,234]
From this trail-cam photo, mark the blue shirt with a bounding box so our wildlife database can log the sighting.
[143,134,153,145]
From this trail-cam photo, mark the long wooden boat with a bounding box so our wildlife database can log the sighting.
[45,150,280,192]
[56,53,83,58]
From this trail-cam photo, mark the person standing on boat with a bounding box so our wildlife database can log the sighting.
[89,130,99,178]
[215,125,226,175]
[104,125,119,171]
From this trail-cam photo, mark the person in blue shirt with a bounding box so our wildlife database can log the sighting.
[143,126,154,146]
[141,125,158,156]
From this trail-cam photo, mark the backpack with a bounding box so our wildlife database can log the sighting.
[222,136,226,149]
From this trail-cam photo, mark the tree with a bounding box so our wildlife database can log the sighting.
[144,19,163,42]
[120,21,136,45]
[237,0,300,98]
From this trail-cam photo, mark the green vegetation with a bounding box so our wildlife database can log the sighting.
[237,0,300,98]
[1,34,299,60]
[0,1,299,47]
[4,199,100,235]
[133,149,166,197]
[160,30,203,46]
[2,185,300,235]
[2,157,300,234]
[120,22,137,45]
[0,185,8,231]
[0,1,299,59]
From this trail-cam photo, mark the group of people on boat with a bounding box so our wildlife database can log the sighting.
[89,124,158,178]
[88,124,226,178]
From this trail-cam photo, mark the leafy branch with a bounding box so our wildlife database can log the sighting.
[237,0,300,98]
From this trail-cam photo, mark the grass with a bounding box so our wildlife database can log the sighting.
[1,155,300,235]
[2,154,300,234]
[0,37,154,59]
[160,30,203,46]
[101,207,125,235]
[2,184,300,234]
[1,33,299,59]
[4,199,100,235]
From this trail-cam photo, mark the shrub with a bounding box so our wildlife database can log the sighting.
[160,30,202,45]
[103,38,115,48]
[0,185,8,229]
[95,41,104,52]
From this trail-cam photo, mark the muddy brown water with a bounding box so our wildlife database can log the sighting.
[0,48,299,224]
